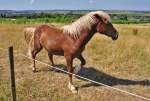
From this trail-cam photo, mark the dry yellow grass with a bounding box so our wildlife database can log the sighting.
[0,23,150,101]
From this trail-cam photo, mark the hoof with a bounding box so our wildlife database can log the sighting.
[32,68,37,73]
[71,88,78,94]
[68,82,78,94]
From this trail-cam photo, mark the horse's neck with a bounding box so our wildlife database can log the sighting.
[75,26,96,48]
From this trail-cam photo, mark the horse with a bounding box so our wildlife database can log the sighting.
[24,27,86,72]
[24,11,118,93]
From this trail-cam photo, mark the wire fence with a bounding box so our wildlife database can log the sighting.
[0,47,150,101]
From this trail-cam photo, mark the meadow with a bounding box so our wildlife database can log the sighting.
[0,23,150,101]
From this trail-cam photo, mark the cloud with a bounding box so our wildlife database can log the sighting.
[30,0,35,5]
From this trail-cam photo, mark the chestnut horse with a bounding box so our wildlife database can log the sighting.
[24,11,118,93]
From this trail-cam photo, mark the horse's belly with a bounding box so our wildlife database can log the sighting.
[42,38,64,55]
[51,50,64,56]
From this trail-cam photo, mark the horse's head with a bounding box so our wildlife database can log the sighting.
[94,14,118,40]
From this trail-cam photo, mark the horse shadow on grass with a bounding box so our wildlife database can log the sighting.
[43,64,150,88]
[77,67,150,88]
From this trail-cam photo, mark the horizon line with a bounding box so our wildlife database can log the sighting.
[0,9,150,12]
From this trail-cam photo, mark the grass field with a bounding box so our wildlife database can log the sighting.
[0,23,150,101]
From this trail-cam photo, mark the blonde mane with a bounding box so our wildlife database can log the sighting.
[62,11,111,38]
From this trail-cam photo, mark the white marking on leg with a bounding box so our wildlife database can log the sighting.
[32,67,36,72]
[32,63,36,72]
[68,82,77,93]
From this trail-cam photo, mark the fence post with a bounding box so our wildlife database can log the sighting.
[8,46,16,101]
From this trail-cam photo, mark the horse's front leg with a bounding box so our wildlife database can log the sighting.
[74,54,86,74]
[65,55,77,93]
[48,53,54,66]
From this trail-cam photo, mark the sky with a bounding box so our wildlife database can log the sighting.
[0,0,150,11]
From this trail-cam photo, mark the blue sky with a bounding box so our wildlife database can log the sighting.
[0,0,150,11]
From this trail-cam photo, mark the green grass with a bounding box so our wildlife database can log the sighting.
[112,19,150,24]
[0,15,79,24]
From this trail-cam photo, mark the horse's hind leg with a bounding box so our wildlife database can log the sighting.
[31,45,43,72]
[74,54,86,74]
[31,50,40,72]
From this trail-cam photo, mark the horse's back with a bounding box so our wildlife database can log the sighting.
[36,24,62,35]
[36,24,64,42]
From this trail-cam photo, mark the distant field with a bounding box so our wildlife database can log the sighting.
[0,17,149,24]
[0,23,150,101]
[0,12,150,24]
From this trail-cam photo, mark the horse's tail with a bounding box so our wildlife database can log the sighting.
[24,27,36,57]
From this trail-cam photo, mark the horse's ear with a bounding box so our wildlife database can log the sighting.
[94,14,108,23]
[93,14,102,20]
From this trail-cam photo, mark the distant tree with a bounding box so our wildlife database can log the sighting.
[1,13,6,18]
[124,15,128,20]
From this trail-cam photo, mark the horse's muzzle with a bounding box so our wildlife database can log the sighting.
[112,34,118,40]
